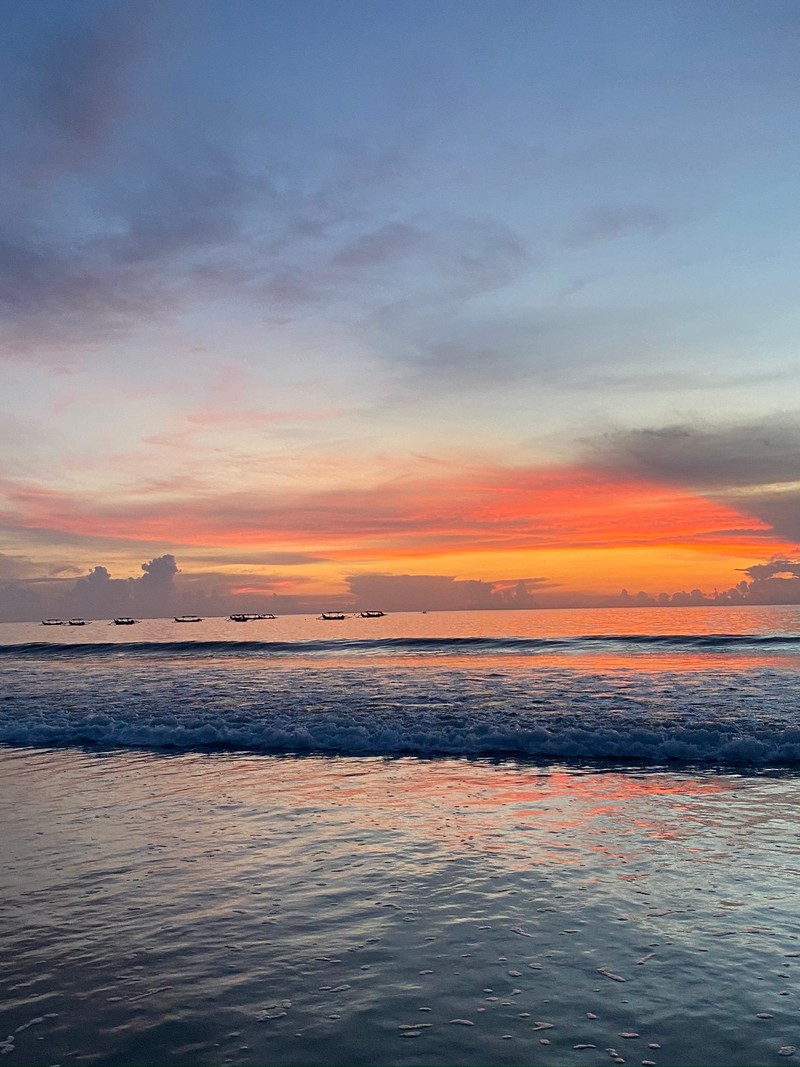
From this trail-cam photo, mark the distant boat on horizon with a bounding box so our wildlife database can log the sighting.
[41,618,63,625]
[113,617,137,625]
[174,615,203,623]
[359,610,386,618]
[228,613,276,622]
[68,618,86,626]
[319,612,346,620]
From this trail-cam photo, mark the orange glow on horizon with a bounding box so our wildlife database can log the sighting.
[2,463,794,599]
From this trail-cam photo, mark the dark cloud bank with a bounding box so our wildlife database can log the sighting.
[3,554,800,622]
[593,418,800,545]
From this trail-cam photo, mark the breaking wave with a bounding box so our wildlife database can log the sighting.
[2,646,800,765]
[2,632,800,661]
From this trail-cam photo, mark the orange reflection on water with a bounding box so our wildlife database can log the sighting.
[210,649,794,676]
[462,651,795,673]
[194,754,732,875]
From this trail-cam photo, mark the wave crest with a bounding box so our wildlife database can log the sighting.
[2,632,800,661]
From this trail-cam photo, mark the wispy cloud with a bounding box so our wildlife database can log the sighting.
[566,205,677,246]
[0,461,780,559]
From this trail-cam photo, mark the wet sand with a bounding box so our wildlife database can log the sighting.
[2,747,799,1066]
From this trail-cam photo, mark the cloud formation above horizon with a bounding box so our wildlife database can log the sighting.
[1,0,800,619]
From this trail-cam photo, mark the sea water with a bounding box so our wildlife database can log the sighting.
[1,607,799,1066]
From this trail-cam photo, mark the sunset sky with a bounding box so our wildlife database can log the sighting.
[2,0,800,618]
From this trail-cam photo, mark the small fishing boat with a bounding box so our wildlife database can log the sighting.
[319,612,346,620]
[41,618,64,626]
[68,618,86,626]
[256,613,276,620]
[359,611,386,618]
[113,617,137,625]
[174,615,202,623]
[229,613,250,622]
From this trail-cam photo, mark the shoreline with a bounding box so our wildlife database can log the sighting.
[2,747,799,1067]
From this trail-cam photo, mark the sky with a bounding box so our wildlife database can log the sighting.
[1,0,800,619]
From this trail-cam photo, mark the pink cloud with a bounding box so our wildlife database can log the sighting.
[1,463,783,564]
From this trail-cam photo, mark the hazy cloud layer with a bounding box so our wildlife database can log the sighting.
[0,1,536,371]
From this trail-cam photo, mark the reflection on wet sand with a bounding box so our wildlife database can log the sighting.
[2,748,799,1067]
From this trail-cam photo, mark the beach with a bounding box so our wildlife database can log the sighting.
[1,608,800,1066]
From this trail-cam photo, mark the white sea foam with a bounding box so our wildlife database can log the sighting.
[2,641,800,765]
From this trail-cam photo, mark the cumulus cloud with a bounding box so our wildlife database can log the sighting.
[741,559,800,581]
[611,556,800,607]
[62,554,179,619]
[0,554,330,621]
[68,564,133,619]
[5,546,800,621]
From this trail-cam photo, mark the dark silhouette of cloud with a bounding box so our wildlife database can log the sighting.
[64,554,179,619]
[69,564,133,619]
[742,559,800,581]
[589,417,800,543]
[0,554,332,621]
[4,550,800,622]
[134,553,179,616]
[346,573,555,613]
[729,488,800,547]
[593,419,800,490]
[613,556,800,607]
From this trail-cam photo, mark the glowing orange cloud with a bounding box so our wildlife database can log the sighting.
[0,458,797,610]
[0,464,780,550]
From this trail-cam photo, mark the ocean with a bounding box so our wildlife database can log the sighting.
[1,606,799,1066]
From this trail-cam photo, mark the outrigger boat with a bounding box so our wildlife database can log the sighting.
[113,617,137,625]
[359,611,386,618]
[68,618,86,626]
[41,618,64,625]
[174,615,203,622]
[319,612,346,620]
[229,612,276,622]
